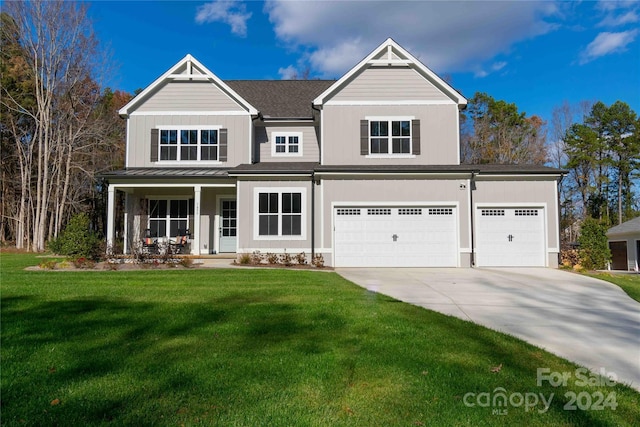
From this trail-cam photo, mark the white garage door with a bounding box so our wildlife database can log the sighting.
[334,206,458,267]
[475,208,546,267]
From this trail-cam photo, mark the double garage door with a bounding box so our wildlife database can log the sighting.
[333,205,546,267]
[334,206,458,267]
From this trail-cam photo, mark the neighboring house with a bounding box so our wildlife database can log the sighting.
[607,217,640,271]
[103,38,563,268]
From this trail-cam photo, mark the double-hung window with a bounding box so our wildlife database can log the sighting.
[158,127,219,161]
[272,132,302,157]
[369,119,411,154]
[255,188,305,239]
[148,199,193,238]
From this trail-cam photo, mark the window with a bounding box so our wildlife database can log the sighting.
[158,128,219,161]
[148,199,193,238]
[255,189,305,239]
[272,132,302,156]
[370,119,411,154]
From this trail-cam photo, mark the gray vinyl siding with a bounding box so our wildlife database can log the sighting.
[607,234,640,271]
[322,104,459,165]
[320,178,470,260]
[254,124,320,163]
[133,81,245,112]
[237,180,314,252]
[473,179,560,262]
[127,114,251,167]
[328,67,451,102]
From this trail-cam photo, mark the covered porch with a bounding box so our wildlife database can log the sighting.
[103,169,237,256]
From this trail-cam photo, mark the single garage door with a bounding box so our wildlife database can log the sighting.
[334,206,457,267]
[475,207,545,267]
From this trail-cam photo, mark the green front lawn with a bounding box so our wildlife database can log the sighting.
[2,253,639,426]
[585,272,640,303]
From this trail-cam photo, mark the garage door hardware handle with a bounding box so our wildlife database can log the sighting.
[392,234,398,242]
[508,234,514,242]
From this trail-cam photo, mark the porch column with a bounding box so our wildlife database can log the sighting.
[106,184,116,250]
[192,185,201,255]
[123,193,130,254]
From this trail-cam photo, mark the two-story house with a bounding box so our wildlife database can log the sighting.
[103,38,563,267]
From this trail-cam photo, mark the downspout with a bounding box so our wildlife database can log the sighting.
[469,171,477,267]
[311,172,316,261]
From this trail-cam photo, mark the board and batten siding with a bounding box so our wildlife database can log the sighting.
[321,178,470,258]
[322,104,459,165]
[254,125,320,162]
[132,81,245,112]
[327,67,451,102]
[473,179,560,267]
[128,114,251,168]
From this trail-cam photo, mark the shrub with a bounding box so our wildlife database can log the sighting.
[39,260,57,270]
[72,257,95,269]
[238,253,251,265]
[49,213,102,260]
[295,252,307,265]
[250,251,263,265]
[312,254,325,268]
[266,253,278,264]
[179,257,194,268]
[279,252,293,266]
[578,217,611,270]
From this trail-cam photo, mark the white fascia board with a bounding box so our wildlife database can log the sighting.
[119,54,258,117]
[316,171,473,179]
[109,183,236,189]
[312,38,467,107]
[475,173,563,180]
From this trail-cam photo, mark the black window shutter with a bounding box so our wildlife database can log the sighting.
[150,128,159,162]
[219,128,228,162]
[360,120,369,155]
[412,119,421,155]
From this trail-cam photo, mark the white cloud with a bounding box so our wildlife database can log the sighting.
[597,8,639,27]
[264,0,559,77]
[579,29,639,64]
[196,0,252,37]
[278,65,298,80]
[474,61,508,78]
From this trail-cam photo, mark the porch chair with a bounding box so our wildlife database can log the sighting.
[142,229,158,254]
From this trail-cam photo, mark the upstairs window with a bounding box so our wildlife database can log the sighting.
[360,118,420,157]
[370,120,411,154]
[153,127,225,162]
[272,132,303,157]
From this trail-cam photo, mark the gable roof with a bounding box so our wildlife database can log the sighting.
[226,80,334,119]
[607,216,640,236]
[313,38,467,107]
[118,54,258,117]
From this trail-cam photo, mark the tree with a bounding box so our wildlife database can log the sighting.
[1,1,130,251]
[461,92,547,165]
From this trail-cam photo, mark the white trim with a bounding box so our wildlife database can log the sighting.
[364,115,415,120]
[192,185,202,255]
[253,187,307,241]
[365,154,416,159]
[155,161,224,166]
[107,185,115,249]
[475,174,563,179]
[125,119,130,167]
[271,131,304,157]
[119,54,258,116]
[548,247,559,253]
[231,173,312,178]
[456,108,461,165]
[320,178,325,249]
[110,183,236,189]
[123,193,130,254]
[320,108,325,165]
[313,38,467,106]
[459,248,471,252]
[315,172,473,179]
[327,100,455,106]
[248,115,253,163]
[154,126,222,162]
[236,181,241,255]
[130,110,250,116]
[554,180,560,251]
[144,194,192,200]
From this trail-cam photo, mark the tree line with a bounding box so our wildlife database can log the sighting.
[1,1,131,251]
[461,93,639,245]
[1,1,637,252]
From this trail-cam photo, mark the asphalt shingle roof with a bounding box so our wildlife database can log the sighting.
[607,216,640,236]
[226,80,334,119]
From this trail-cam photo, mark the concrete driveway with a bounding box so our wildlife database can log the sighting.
[336,267,640,391]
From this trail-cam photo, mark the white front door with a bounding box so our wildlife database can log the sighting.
[334,206,458,267]
[219,199,237,253]
[475,207,546,267]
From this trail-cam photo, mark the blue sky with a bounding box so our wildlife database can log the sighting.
[91,0,640,127]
